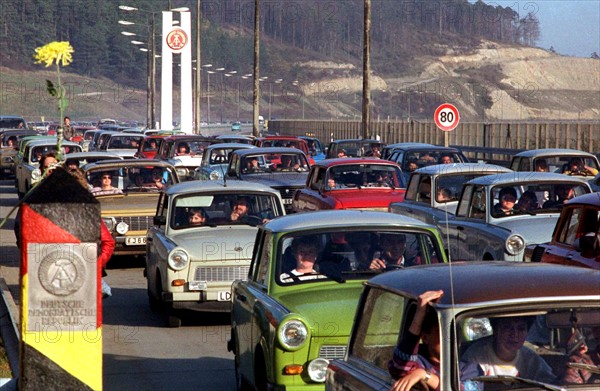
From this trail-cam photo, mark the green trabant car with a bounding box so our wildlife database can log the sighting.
[228,210,447,390]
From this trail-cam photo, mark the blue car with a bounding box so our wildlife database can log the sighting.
[231,121,242,132]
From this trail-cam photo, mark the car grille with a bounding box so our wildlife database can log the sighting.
[319,345,347,360]
[194,266,250,282]
[116,216,152,231]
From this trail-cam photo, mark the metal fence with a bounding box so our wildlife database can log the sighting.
[269,120,600,156]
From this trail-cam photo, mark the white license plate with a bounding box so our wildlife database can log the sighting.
[125,236,146,245]
[283,198,293,204]
[217,291,232,302]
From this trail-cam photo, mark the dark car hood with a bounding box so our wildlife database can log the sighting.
[239,172,308,187]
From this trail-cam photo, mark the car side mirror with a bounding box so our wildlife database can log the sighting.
[153,215,166,226]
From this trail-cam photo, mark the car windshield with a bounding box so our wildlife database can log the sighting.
[326,164,403,189]
[402,150,464,170]
[276,230,442,285]
[87,166,176,195]
[242,153,309,174]
[170,192,282,229]
[107,135,144,149]
[458,307,600,389]
[207,148,239,165]
[531,156,600,174]
[488,183,591,218]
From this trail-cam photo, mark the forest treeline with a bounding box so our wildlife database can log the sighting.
[1,0,540,87]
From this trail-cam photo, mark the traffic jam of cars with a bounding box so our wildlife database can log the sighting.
[2,118,599,390]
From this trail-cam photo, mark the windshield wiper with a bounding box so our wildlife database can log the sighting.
[472,375,566,391]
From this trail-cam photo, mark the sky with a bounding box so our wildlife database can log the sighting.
[480,0,600,57]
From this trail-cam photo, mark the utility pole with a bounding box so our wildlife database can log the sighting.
[194,0,201,134]
[362,0,371,139]
[252,0,261,137]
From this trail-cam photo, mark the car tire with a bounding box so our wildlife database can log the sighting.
[167,310,182,328]
[148,271,163,312]
[254,349,268,391]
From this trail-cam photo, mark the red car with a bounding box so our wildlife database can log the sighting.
[135,134,168,159]
[292,158,406,212]
[526,192,600,269]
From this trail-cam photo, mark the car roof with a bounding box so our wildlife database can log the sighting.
[330,139,386,144]
[413,162,513,175]
[314,157,402,167]
[233,147,306,156]
[165,179,281,196]
[514,148,597,158]
[565,192,600,207]
[264,210,437,232]
[465,171,590,186]
[366,262,600,306]
[82,159,175,171]
[384,142,436,149]
[63,152,124,160]
[205,143,256,150]
[25,139,81,147]
[163,134,213,141]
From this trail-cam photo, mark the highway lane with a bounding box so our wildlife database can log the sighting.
[0,178,236,390]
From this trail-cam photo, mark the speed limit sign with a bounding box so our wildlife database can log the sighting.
[434,103,460,132]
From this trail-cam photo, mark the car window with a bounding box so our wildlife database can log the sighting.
[327,164,402,189]
[458,308,600,389]
[170,193,282,229]
[349,287,407,370]
[255,232,273,286]
[276,230,442,286]
[457,185,486,219]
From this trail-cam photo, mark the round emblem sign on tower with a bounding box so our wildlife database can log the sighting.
[166,28,188,52]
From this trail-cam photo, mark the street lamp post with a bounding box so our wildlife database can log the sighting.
[215,67,225,123]
[206,70,215,125]
[119,6,158,128]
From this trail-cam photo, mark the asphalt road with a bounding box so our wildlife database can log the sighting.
[0,178,236,390]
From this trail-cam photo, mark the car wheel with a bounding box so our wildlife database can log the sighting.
[254,349,268,391]
[148,275,162,312]
[167,307,182,328]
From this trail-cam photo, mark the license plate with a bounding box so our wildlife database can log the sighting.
[218,291,232,302]
[125,236,146,245]
[283,198,293,204]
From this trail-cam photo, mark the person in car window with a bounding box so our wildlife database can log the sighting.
[492,187,517,216]
[438,154,453,164]
[563,157,598,176]
[91,172,123,196]
[462,316,556,384]
[188,208,207,226]
[389,290,482,391]
[515,190,538,211]
[280,236,324,282]
[543,185,575,208]
[368,233,418,271]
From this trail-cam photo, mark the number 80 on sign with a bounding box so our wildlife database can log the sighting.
[434,103,460,132]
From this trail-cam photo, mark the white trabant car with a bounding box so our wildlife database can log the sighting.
[145,180,286,327]
[389,163,512,226]
[401,172,592,262]
[15,138,82,198]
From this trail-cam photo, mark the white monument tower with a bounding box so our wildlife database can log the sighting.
[161,11,193,132]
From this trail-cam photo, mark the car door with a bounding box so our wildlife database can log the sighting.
[292,166,326,212]
[231,229,273,385]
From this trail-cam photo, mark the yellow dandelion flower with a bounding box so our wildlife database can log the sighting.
[33,41,74,67]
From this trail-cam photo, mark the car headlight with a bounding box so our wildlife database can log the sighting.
[31,169,42,181]
[103,217,116,231]
[116,221,129,235]
[462,317,492,341]
[209,170,222,180]
[176,168,188,177]
[168,248,190,271]
[505,234,525,255]
[307,358,329,382]
[278,319,308,350]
